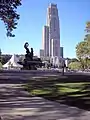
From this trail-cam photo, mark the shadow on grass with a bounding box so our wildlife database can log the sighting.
[25,74,90,111]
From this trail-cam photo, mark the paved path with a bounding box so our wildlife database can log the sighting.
[0,70,90,120]
[0,84,90,120]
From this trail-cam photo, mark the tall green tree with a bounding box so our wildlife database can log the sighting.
[76,40,89,59]
[70,58,78,62]
[0,0,22,37]
[76,21,90,69]
[76,22,90,59]
[68,61,81,70]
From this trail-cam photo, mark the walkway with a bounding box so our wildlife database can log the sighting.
[0,84,90,120]
[0,70,90,120]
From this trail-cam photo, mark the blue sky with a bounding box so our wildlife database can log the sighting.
[0,0,90,58]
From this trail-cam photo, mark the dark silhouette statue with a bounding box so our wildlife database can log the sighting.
[24,42,33,61]
[18,42,43,70]
[30,48,33,61]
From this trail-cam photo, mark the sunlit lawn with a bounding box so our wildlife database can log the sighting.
[25,76,90,110]
[0,62,2,69]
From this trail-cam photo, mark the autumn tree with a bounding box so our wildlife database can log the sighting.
[0,0,22,37]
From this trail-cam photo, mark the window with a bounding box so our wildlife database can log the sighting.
[53,18,56,31]
[52,8,56,15]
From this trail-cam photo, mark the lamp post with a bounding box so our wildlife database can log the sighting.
[61,58,65,75]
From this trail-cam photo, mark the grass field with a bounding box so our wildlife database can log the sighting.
[24,75,90,111]
[0,62,2,69]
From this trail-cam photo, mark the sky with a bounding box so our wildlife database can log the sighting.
[0,0,90,58]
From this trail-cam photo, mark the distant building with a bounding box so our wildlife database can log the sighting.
[50,56,65,67]
[40,49,44,58]
[41,3,60,58]
[47,3,60,57]
[65,59,69,67]
[60,47,63,58]
[40,56,50,62]
[42,26,49,56]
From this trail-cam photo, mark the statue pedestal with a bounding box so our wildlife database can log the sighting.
[18,60,43,70]
[22,42,43,70]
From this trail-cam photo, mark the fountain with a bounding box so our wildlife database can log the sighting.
[18,42,43,70]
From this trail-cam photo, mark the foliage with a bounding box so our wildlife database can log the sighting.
[76,21,90,59]
[68,61,81,70]
[0,0,22,37]
[78,57,90,70]
[76,21,90,69]
[1,55,11,64]
[70,58,78,62]
[76,41,89,59]
[69,58,78,65]
[65,58,79,66]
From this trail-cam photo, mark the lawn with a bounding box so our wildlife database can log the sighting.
[0,62,2,69]
[24,74,90,111]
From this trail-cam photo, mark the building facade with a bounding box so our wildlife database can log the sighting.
[40,49,44,58]
[60,47,63,58]
[42,3,60,58]
[42,26,49,56]
[47,3,60,57]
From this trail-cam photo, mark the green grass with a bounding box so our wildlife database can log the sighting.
[31,89,52,95]
[0,62,2,69]
[69,93,89,97]
[58,87,80,93]
[25,78,90,97]
[24,75,90,110]
[56,82,90,87]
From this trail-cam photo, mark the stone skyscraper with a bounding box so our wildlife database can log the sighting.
[42,3,60,58]
[47,3,60,57]
[42,26,49,56]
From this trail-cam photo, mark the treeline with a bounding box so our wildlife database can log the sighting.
[0,54,24,65]
[0,53,42,66]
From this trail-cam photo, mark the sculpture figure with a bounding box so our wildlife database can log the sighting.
[18,42,43,70]
[30,48,33,61]
[24,42,33,61]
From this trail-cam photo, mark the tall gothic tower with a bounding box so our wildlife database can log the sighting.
[47,3,60,57]
[42,3,60,58]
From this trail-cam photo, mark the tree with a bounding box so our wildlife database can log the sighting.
[0,0,22,37]
[68,61,81,70]
[85,21,90,33]
[76,21,90,69]
[1,54,11,64]
[76,21,90,58]
[76,22,90,69]
[76,41,89,59]
[70,58,78,63]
